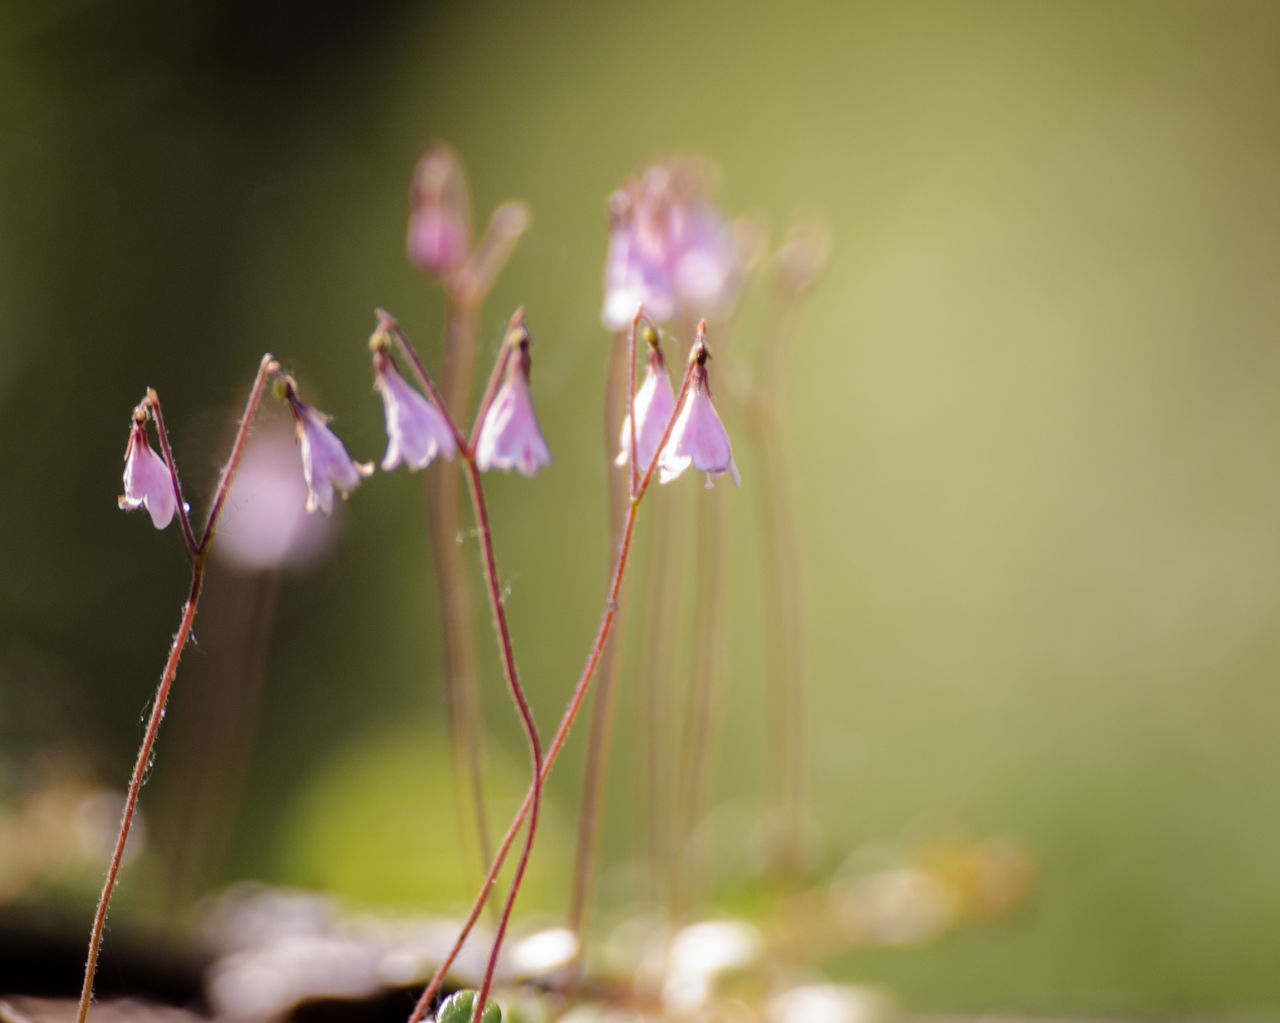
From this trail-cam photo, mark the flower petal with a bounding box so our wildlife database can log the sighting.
[475,375,551,477]
[376,361,456,471]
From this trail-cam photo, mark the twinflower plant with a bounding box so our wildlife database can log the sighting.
[84,150,749,1023]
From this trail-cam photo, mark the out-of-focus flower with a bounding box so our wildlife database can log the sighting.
[215,424,334,572]
[602,160,746,330]
[663,919,763,1014]
[119,412,178,529]
[285,388,373,515]
[602,189,675,330]
[658,341,739,489]
[407,145,472,279]
[616,332,677,471]
[372,347,456,471]
[475,329,551,477]
[667,199,741,320]
[766,984,895,1023]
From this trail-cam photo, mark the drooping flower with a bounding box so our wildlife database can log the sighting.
[285,387,373,515]
[602,188,675,330]
[406,145,472,279]
[601,160,746,330]
[658,342,739,489]
[372,347,456,471]
[119,411,179,529]
[475,329,551,477]
[667,199,742,321]
[616,334,677,471]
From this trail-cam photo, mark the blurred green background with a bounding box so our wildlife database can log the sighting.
[2,0,1279,1015]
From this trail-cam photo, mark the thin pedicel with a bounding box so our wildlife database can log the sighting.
[410,144,531,906]
[378,309,547,1023]
[80,354,280,1023]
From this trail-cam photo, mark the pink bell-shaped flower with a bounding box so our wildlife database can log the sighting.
[373,348,456,471]
[616,334,677,471]
[601,189,675,330]
[406,145,472,279]
[119,412,178,529]
[475,331,551,477]
[286,388,373,515]
[658,342,739,489]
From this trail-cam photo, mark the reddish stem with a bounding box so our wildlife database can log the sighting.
[76,563,204,1023]
[382,311,544,1023]
[628,309,641,498]
[80,353,278,1023]
[562,320,636,993]
[197,354,280,556]
[405,352,699,1023]
[461,460,542,1023]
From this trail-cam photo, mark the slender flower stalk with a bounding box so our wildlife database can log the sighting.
[79,355,279,1023]
[405,327,704,1023]
[380,311,547,1023]
[739,224,829,876]
[409,159,530,901]
[562,308,653,999]
[674,482,730,914]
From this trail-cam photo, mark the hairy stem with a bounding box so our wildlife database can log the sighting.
[461,460,542,1023]
[431,294,499,903]
[563,323,635,989]
[80,353,277,1022]
[77,563,204,1023]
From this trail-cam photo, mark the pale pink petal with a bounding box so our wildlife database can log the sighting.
[475,374,551,477]
[293,402,373,515]
[119,425,178,529]
[376,361,456,471]
[407,207,468,278]
[602,216,675,330]
[617,361,677,470]
[657,375,739,488]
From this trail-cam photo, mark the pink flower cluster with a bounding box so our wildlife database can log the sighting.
[602,160,745,331]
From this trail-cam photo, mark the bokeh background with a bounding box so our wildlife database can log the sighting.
[3,0,1279,1015]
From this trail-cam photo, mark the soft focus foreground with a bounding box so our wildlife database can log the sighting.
[2,0,1280,1020]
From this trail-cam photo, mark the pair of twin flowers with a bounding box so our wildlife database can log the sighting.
[121,309,738,534]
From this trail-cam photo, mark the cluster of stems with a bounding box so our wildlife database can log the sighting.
[81,303,708,1023]
[403,311,703,1023]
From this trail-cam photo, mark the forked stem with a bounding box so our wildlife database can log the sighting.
[77,564,203,1023]
[379,311,544,1023]
[405,338,700,1023]
[78,353,278,1023]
